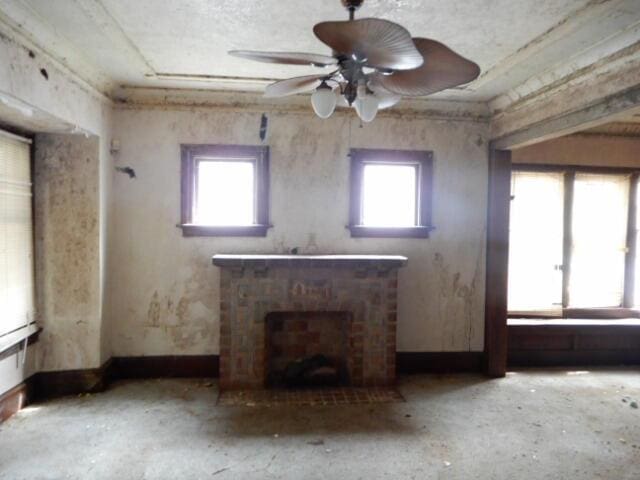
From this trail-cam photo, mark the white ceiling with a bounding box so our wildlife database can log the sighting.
[1,0,639,102]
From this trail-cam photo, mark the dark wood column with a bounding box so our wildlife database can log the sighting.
[484,148,512,377]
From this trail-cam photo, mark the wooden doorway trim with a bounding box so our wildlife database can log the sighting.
[484,148,511,377]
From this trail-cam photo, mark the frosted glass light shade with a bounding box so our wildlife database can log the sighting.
[354,94,379,122]
[311,86,337,119]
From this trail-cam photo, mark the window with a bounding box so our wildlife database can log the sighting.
[348,148,434,238]
[180,145,270,237]
[508,171,564,313]
[508,165,640,318]
[569,173,629,308]
[0,130,36,340]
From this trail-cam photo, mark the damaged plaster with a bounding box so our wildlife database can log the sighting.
[108,106,489,355]
[34,133,102,371]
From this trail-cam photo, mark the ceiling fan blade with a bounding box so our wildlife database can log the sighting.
[313,18,423,71]
[264,74,326,97]
[368,77,402,109]
[229,50,337,67]
[374,90,401,110]
[379,38,480,96]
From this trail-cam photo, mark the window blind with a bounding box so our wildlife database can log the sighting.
[0,130,35,337]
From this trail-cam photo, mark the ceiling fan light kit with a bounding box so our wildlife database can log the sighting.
[229,0,480,122]
[311,81,338,119]
[354,85,379,123]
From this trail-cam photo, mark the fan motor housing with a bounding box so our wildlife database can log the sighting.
[341,0,364,12]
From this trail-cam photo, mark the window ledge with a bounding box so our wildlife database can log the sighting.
[509,307,640,320]
[509,318,640,327]
[179,224,271,237]
[0,323,41,356]
[508,318,640,335]
[347,225,434,238]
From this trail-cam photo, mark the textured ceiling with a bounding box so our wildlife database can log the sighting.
[1,0,637,101]
[98,0,588,76]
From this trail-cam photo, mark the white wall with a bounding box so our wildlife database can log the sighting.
[109,106,490,355]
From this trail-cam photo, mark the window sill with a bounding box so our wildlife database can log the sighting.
[508,317,640,334]
[179,224,271,237]
[347,225,434,238]
[508,307,640,320]
[0,323,41,356]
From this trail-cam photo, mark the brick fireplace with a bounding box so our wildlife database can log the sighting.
[212,255,407,391]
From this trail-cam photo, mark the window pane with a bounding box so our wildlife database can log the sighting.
[569,173,629,308]
[508,171,564,312]
[362,164,416,227]
[195,160,254,225]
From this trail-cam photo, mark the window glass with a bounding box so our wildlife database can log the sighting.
[361,163,416,227]
[194,160,255,226]
[508,171,564,312]
[569,173,629,307]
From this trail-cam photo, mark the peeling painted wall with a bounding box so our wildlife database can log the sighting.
[34,134,102,371]
[109,107,489,355]
[0,28,113,394]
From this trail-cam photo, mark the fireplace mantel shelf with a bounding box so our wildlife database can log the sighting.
[212,254,408,268]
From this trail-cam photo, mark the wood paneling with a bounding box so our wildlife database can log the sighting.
[508,322,640,366]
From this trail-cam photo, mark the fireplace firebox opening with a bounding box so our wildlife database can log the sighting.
[266,311,353,388]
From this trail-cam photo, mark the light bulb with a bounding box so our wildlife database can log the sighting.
[311,83,337,119]
[354,88,379,123]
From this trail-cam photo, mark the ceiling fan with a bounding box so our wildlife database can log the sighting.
[229,0,480,122]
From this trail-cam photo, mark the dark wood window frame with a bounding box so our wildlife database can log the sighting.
[179,144,271,237]
[509,163,640,320]
[348,148,435,238]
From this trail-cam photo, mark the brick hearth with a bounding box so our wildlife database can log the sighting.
[212,255,408,391]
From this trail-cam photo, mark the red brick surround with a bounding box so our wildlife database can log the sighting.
[213,255,407,391]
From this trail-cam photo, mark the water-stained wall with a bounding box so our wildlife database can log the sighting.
[109,106,489,355]
[0,30,113,395]
[34,134,102,371]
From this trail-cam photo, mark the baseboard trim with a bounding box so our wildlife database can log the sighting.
[33,359,112,401]
[1,351,485,422]
[396,352,484,373]
[0,381,34,423]
[111,355,219,379]
[111,353,484,378]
